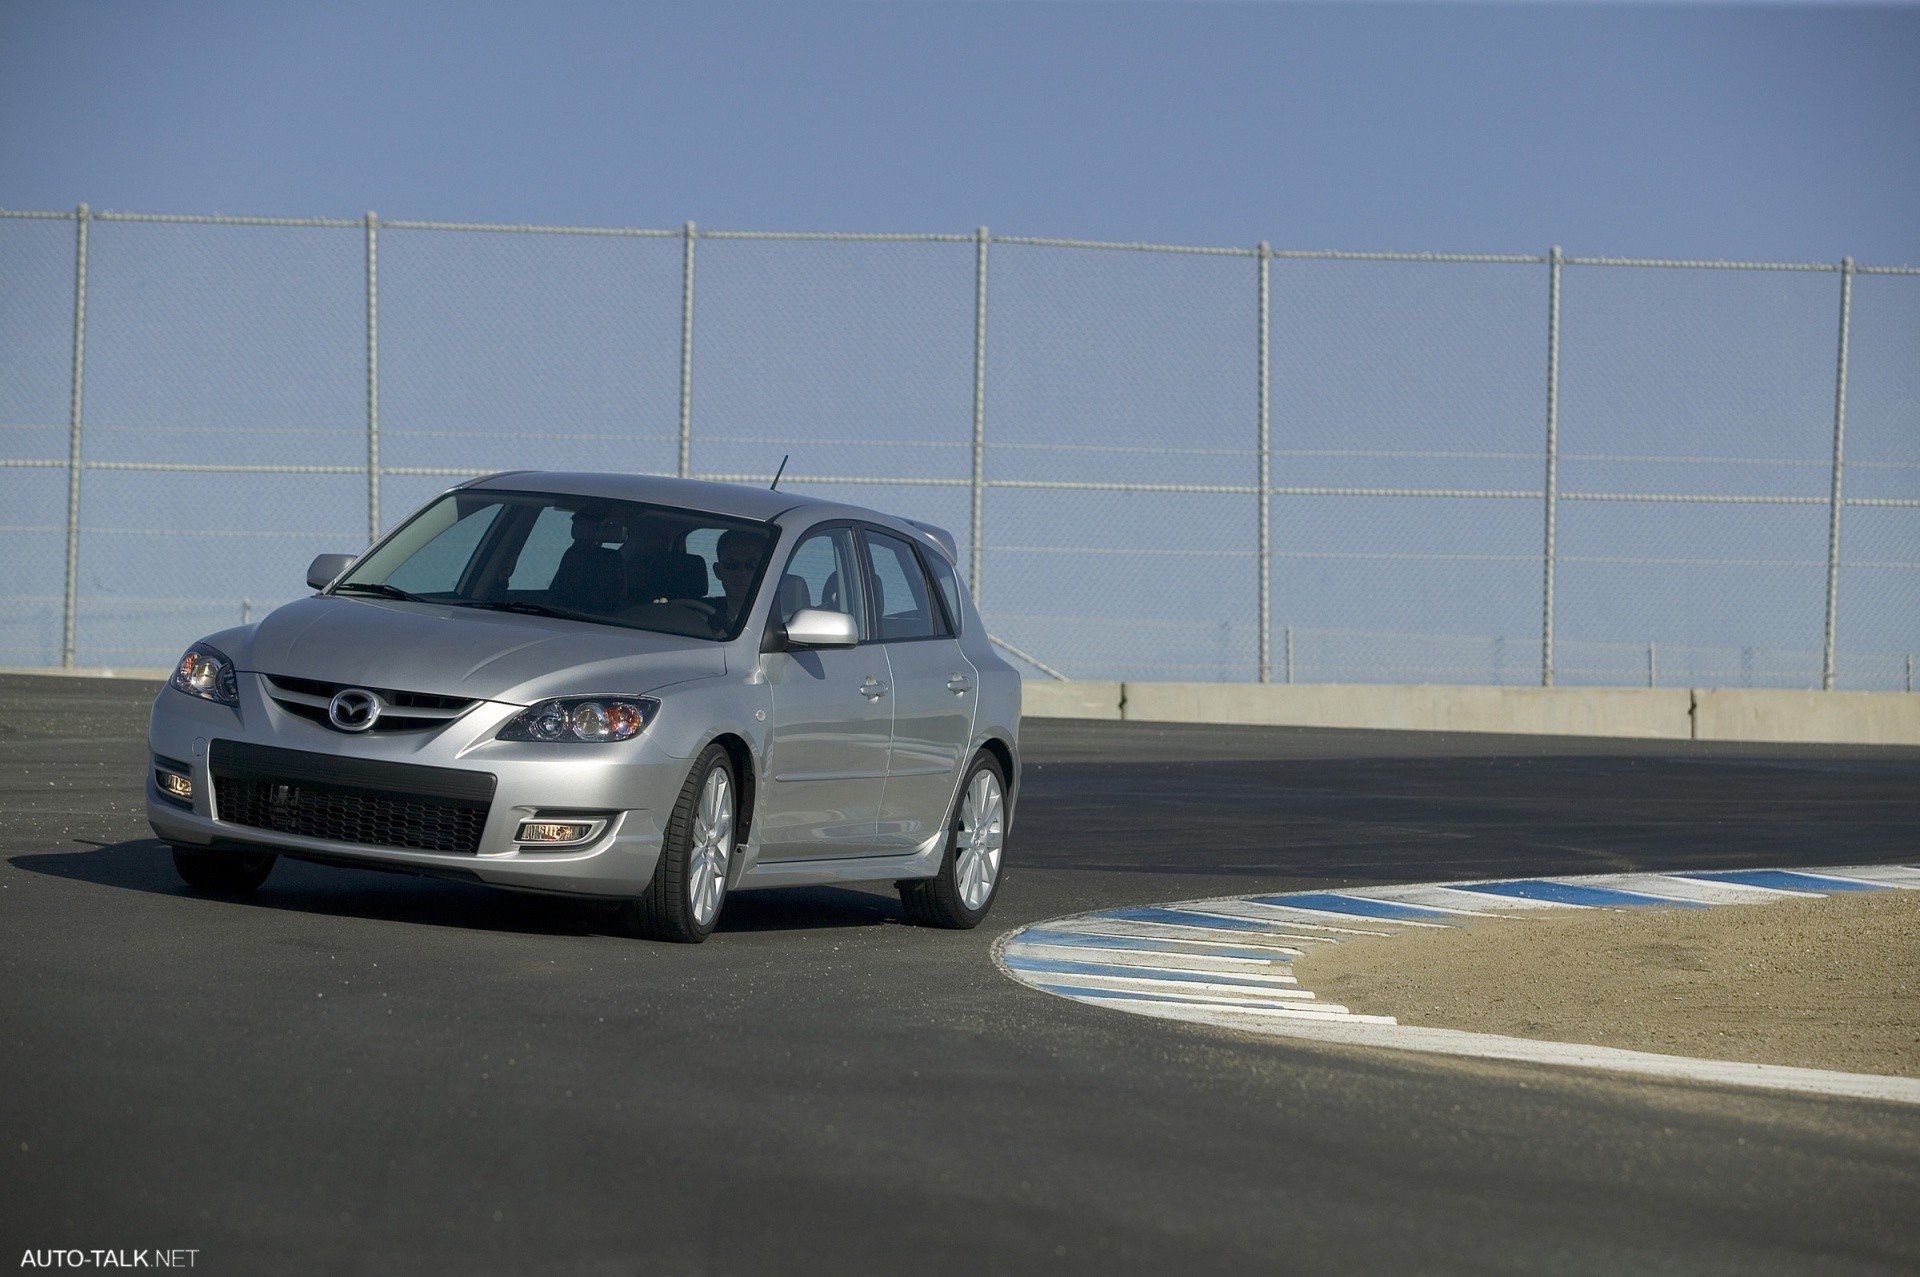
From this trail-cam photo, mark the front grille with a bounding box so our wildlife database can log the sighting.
[262,674,478,734]
[210,741,495,854]
[265,674,473,711]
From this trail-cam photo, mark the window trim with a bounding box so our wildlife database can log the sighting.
[913,541,963,638]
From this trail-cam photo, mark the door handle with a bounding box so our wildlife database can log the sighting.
[860,677,889,700]
[946,674,974,694]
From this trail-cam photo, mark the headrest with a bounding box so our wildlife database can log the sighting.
[659,552,708,599]
[776,573,810,621]
[551,542,623,611]
[571,512,626,545]
[630,551,709,603]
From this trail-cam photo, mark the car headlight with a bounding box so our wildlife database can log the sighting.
[498,696,659,743]
[169,644,239,705]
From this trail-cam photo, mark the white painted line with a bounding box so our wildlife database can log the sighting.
[1038,918,1323,951]
[1817,863,1920,888]
[1153,1015,1920,1107]
[1019,970,1325,1001]
[1003,943,1299,980]
[1005,949,1300,986]
[1183,900,1404,936]
[1018,940,1294,969]
[1031,980,1386,1021]
[1032,985,1397,1025]
[1376,884,1590,911]
[1235,901,1457,929]
[1654,875,1828,899]
[1556,874,1803,907]
[1338,885,1507,917]
[1781,867,1920,891]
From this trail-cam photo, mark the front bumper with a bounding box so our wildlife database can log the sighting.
[146,677,691,898]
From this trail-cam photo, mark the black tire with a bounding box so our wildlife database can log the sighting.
[171,847,276,893]
[900,751,1008,930]
[626,743,738,943]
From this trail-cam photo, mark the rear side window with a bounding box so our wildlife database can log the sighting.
[864,530,943,642]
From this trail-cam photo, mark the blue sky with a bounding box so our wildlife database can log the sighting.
[2,2,1915,682]
[2,0,1917,261]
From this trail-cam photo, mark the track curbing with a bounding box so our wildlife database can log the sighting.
[995,863,1920,1105]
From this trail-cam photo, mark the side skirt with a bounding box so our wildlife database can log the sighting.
[734,831,946,891]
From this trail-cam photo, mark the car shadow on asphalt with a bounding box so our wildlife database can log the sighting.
[8,839,907,939]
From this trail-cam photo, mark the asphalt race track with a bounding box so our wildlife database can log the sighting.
[4,673,1919,1274]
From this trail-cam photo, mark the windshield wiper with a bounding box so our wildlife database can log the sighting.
[456,599,596,624]
[331,582,421,602]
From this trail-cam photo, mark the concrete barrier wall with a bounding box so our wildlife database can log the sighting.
[1020,680,1124,721]
[1692,689,1920,747]
[1020,679,1920,746]
[1121,682,1694,739]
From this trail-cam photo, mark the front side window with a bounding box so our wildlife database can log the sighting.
[775,527,867,638]
[335,491,775,641]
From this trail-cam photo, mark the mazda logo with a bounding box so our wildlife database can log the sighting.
[327,688,381,732]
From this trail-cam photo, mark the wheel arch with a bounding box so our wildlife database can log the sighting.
[702,730,757,843]
[975,733,1018,810]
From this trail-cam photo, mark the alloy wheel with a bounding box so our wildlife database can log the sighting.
[954,769,1005,911]
[688,766,734,927]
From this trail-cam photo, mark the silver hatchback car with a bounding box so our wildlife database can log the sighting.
[146,472,1021,942]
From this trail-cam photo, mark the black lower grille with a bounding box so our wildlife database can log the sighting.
[210,741,494,854]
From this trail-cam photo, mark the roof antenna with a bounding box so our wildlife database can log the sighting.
[769,455,790,490]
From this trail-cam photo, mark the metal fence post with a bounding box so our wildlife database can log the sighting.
[1284,624,1294,685]
[679,221,697,479]
[1648,641,1657,689]
[1257,242,1272,683]
[1821,256,1853,692]
[61,202,89,668]
[1540,246,1562,688]
[365,212,380,545]
[970,226,989,604]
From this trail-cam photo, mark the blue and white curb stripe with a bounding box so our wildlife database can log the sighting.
[995,864,1920,1105]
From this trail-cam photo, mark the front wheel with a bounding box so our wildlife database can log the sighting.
[900,752,1008,930]
[171,847,276,893]
[626,743,737,943]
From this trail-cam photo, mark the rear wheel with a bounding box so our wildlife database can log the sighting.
[627,743,737,943]
[171,847,276,893]
[900,752,1007,930]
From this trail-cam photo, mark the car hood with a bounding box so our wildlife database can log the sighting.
[240,595,727,704]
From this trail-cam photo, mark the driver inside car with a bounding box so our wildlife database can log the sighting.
[711,527,771,633]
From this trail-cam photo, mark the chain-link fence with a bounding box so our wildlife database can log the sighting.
[3,206,1916,689]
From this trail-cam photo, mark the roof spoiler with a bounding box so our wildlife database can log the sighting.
[905,520,958,562]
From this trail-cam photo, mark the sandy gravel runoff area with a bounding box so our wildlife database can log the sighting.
[1292,889,1920,1079]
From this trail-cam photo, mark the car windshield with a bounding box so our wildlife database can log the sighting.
[334,491,777,641]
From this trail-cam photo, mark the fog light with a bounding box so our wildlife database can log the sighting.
[516,820,596,845]
[157,770,193,801]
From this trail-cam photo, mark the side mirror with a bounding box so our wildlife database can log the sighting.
[307,553,357,591]
[780,608,859,649]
